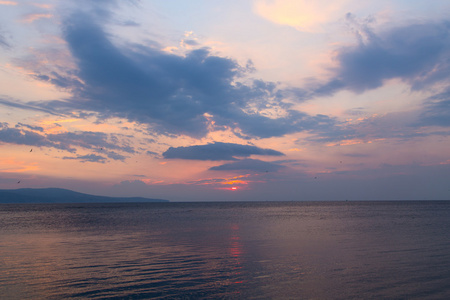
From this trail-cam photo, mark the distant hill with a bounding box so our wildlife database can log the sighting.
[0,188,169,203]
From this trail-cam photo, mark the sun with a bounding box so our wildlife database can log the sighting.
[231,186,238,190]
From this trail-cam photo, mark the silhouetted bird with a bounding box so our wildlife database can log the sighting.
[17,181,20,184]
[30,149,32,152]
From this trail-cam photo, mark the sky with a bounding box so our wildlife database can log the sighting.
[0,0,449,201]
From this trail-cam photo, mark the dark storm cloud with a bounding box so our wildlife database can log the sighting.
[209,158,285,172]
[162,142,284,161]
[24,10,337,139]
[319,18,450,94]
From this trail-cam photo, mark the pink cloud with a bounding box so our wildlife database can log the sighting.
[0,1,18,5]
[21,13,53,23]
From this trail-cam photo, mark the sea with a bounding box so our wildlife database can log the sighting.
[1,201,450,299]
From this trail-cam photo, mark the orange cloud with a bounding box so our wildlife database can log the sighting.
[221,179,249,185]
[0,158,39,173]
[41,118,79,124]
[187,174,254,188]
[38,119,76,134]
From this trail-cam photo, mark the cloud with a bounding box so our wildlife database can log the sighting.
[235,110,336,138]
[209,158,286,172]
[31,72,84,90]
[119,20,140,27]
[0,97,62,116]
[0,33,9,49]
[162,142,284,161]
[115,179,148,187]
[187,178,230,185]
[47,131,135,154]
[0,1,17,5]
[0,122,61,149]
[321,18,450,94]
[305,111,424,145]
[343,153,371,158]
[254,0,350,32]
[21,13,53,23]
[0,122,134,160]
[12,5,449,148]
[103,151,127,161]
[59,12,244,137]
[16,123,44,132]
[0,24,11,49]
[183,39,199,46]
[146,150,159,156]
[419,89,450,127]
[62,154,106,163]
[23,10,336,139]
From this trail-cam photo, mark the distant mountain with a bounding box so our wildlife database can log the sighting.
[0,188,169,203]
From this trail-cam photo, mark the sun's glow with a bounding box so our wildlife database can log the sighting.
[223,180,248,185]
[215,185,244,191]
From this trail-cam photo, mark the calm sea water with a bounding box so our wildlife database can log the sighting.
[1,201,450,299]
